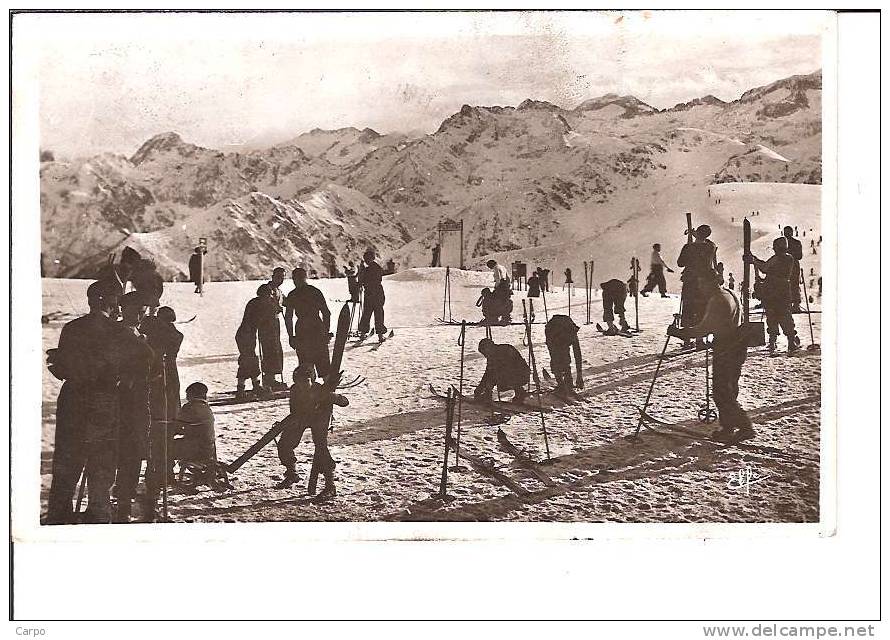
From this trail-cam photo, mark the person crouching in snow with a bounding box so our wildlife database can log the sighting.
[473,338,531,404]
[274,365,349,499]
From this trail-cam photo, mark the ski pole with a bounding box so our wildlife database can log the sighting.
[438,388,455,497]
[633,321,675,438]
[455,321,466,469]
[161,354,169,522]
[583,262,589,325]
[541,288,549,322]
[800,271,818,350]
[523,300,551,461]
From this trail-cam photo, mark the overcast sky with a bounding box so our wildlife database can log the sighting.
[23,10,828,158]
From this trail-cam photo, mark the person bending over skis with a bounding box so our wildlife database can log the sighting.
[544,314,584,398]
[474,338,531,404]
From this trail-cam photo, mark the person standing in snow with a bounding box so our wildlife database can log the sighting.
[284,268,332,377]
[357,248,388,342]
[667,271,752,443]
[783,226,804,313]
[640,243,674,297]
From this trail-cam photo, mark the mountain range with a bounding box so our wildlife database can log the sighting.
[40,70,822,281]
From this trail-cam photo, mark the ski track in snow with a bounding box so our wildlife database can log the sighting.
[40,266,822,524]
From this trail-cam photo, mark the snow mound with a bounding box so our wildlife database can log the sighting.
[386,267,490,285]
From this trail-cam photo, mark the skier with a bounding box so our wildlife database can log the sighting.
[473,338,531,404]
[235,285,271,400]
[640,243,674,297]
[431,244,441,268]
[677,224,719,348]
[536,267,551,292]
[385,258,396,275]
[746,237,800,354]
[357,248,388,343]
[345,262,361,303]
[486,259,509,289]
[667,271,752,442]
[526,271,542,322]
[113,292,155,523]
[130,257,164,317]
[727,273,735,290]
[284,268,332,377]
[563,267,574,293]
[544,314,584,398]
[268,267,287,309]
[259,269,287,391]
[188,246,206,294]
[526,270,542,299]
[45,280,122,524]
[783,226,804,313]
[139,305,184,518]
[274,365,349,497]
[599,278,631,335]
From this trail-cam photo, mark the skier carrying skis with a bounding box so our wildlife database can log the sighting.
[284,268,332,377]
[274,365,349,498]
[746,238,800,355]
[473,338,531,404]
[667,271,753,443]
[544,314,584,398]
[357,248,388,343]
[113,291,156,523]
[783,226,804,313]
[599,278,631,335]
[677,224,719,347]
[640,243,674,297]
[45,280,122,524]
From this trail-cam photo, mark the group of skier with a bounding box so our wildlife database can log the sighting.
[45,205,817,521]
[233,248,390,401]
[45,257,222,524]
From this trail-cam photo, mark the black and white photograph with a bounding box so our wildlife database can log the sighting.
[7,6,881,630]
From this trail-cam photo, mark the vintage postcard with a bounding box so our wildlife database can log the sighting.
[11,9,836,541]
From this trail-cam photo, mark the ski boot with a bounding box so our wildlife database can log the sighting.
[512,387,529,405]
[767,337,777,354]
[640,291,649,297]
[378,332,387,344]
[602,324,619,336]
[235,387,250,402]
[316,471,337,501]
[274,468,299,489]
[619,319,631,333]
[253,385,271,399]
[734,427,756,442]
[787,339,801,355]
[711,426,735,443]
[113,499,132,524]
